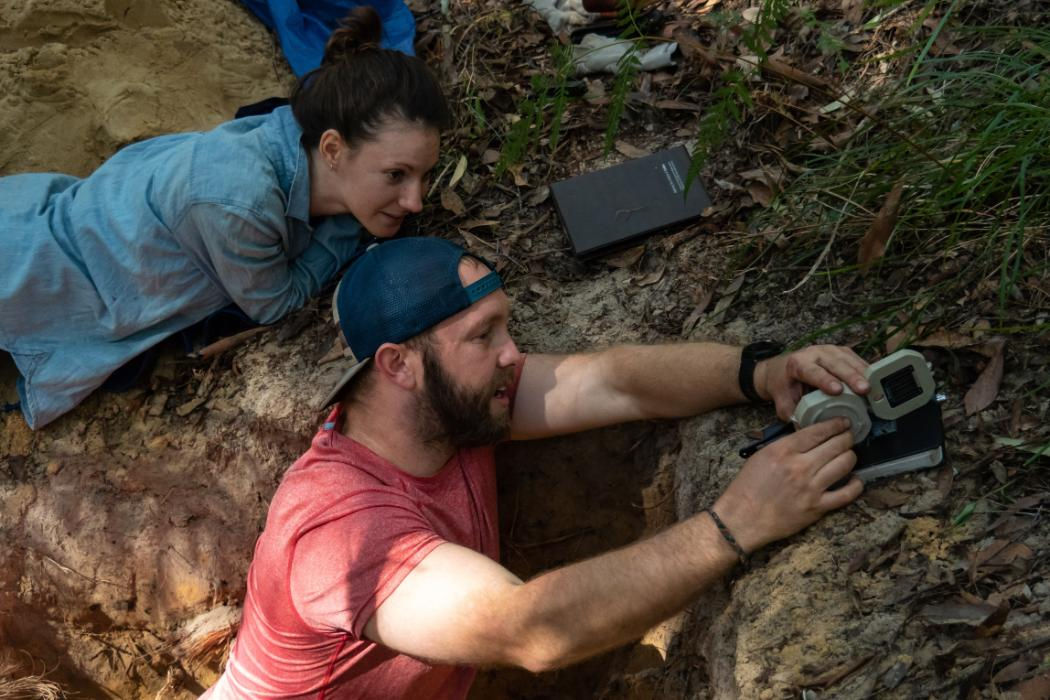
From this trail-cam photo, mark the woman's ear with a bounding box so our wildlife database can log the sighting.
[318,129,347,172]
[372,342,419,390]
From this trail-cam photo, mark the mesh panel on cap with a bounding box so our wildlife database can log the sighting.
[338,238,500,361]
[369,243,463,349]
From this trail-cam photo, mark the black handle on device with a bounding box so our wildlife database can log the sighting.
[738,421,796,458]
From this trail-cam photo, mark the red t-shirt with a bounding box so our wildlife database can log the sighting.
[203,406,502,699]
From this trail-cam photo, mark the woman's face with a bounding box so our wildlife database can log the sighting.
[322,120,440,238]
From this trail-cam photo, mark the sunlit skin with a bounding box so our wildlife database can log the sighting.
[308,118,440,236]
[340,259,522,479]
[423,260,522,435]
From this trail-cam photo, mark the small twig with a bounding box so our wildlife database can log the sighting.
[783,228,837,295]
[39,552,123,588]
[525,246,572,259]
[501,210,550,250]
[783,174,866,293]
[188,327,267,360]
[631,486,676,510]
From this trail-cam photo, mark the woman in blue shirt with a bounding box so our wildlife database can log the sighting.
[0,8,450,429]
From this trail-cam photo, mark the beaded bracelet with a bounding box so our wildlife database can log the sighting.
[704,508,750,567]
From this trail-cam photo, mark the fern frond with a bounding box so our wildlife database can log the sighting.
[687,69,749,192]
[549,43,574,152]
[604,47,642,154]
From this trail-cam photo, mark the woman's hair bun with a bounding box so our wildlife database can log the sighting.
[322,6,383,65]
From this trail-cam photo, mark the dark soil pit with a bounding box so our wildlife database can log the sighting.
[473,424,678,699]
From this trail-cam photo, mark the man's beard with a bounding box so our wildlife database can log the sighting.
[415,346,512,449]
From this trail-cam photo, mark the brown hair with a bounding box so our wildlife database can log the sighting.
[290,6,451,149]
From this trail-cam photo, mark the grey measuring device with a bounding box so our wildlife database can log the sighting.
[740,349,946,483]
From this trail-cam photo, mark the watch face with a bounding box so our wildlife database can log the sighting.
[745,341,783,359]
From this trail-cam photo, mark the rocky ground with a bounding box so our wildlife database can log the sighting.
[1,0,1048,698]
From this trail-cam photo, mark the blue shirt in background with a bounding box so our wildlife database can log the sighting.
[0,106,363,429]
[236,0,417,76]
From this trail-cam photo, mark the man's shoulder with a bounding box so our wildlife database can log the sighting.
[281,442,393,495]
[268,439,413,517]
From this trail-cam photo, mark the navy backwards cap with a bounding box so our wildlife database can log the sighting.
[318,237,503,409]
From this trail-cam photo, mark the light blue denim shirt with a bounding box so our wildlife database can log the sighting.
[0,106,362,429]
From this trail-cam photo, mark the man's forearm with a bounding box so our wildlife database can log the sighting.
[502,510,738,672]
[598,342,747,419]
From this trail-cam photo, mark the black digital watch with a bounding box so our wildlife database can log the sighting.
[738,341,784,404]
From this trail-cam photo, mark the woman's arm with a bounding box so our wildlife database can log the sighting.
[186,202,362,324]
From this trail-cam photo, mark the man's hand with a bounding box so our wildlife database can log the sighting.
[754,345,870,421]
[712,417,863,553]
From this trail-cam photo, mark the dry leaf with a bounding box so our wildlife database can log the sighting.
[481,201,513,218]
[1009,398,1023,437]
[858,182,904,273]
[971,539,1011,572]
[460,219,499,230]
[441,188,466,216]
[738,166,783,187]
[763,58,829,90]
[970,538,1033,584]
[713,177,745,192]
[974,603,1010,638]
[915,329,978,350]
[965,318,993,338]
[680,287,714,337]
[920,600,999,626]
[654,99,702,112]
[632,265,666,287]
[527,186,550,207]
[841,33,871,53]
[710,273,746,323]
[176,396,206,417]
[482,149,501,165]
[992,515,1037,538]
[1018,673,1050,700]
[671,26,719,66]
[993,659,1037,685]
[448,154,468,190]
[981,541,1034,568]
[604,244,646,269]
[615,141,651,159]
[885,327,912,354]
[509,164,528,187]
[964,337,1005,415]
[863,487,912,509]
[1007,492,1049,512]
[747,182,774,207]
[841,0,864,24]
[798,655,874,688]
[661,224,705,251]
[457,228,493,254]
[526,277,553,297]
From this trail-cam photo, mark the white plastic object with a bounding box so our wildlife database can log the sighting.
[572,34,678,75]
[864,349,936,420]
[792,387,872,443]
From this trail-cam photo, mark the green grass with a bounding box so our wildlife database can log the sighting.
[752,23,1050,354]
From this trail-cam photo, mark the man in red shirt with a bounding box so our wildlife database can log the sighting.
[204,237,870,699]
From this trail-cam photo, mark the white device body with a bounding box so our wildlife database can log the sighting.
[791,349,936,441]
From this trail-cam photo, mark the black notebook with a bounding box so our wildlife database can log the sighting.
[550,146,711,257]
